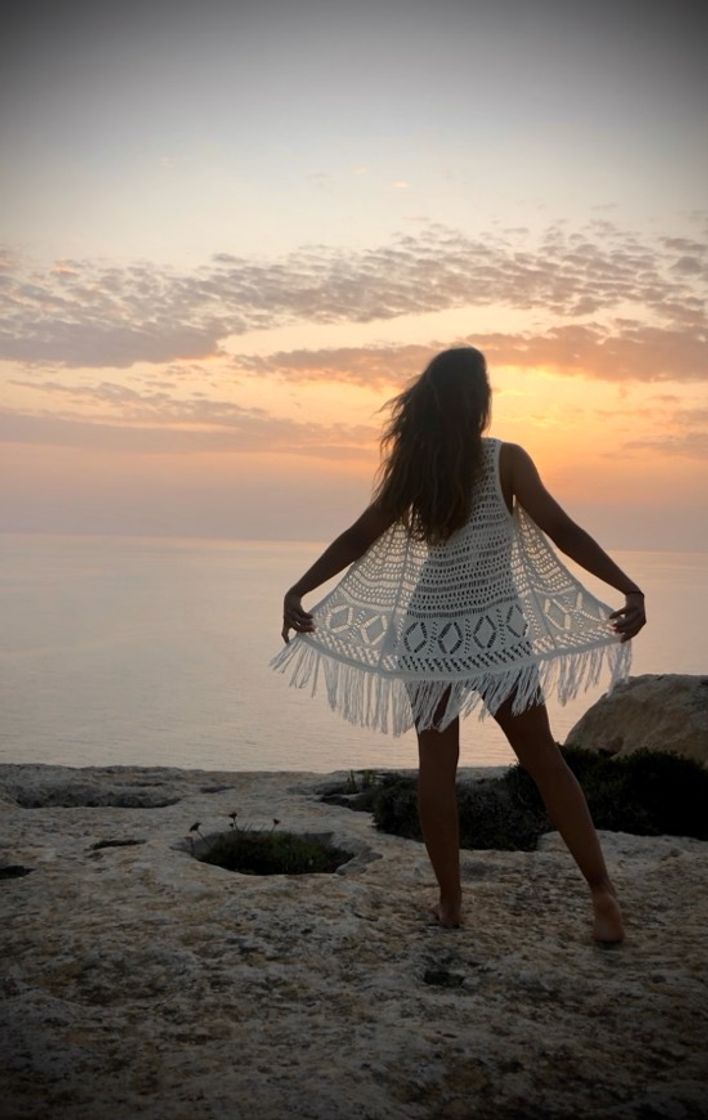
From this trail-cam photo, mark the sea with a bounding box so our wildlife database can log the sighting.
[1,532,706,774]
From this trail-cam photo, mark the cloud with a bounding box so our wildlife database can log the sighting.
[234,317,707,386]
[470,322,708,382]
[306,172,334,193]
[232,343,439,389]
[0,409,379,458]
[622,399,708,459]
[673,407,708,426]
[0,380,380,458]
[1,218,705,370]
[623,431,708,459]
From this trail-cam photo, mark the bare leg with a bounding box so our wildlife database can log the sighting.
[415,686,463,928]
[492,693,624,944]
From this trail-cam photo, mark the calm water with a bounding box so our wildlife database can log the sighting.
[1,532,706,773]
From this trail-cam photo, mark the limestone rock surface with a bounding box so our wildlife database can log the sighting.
[1,761,707,1120]
[565,673,708,764]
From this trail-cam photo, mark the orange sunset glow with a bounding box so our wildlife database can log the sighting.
[1,1,706,549]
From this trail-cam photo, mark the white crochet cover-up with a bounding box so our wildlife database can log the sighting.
[269,437,632,736]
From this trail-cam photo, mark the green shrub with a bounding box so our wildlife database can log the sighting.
[370,774,421,840]
[457,778,546,851]
[587,748,707,840]
[369,772,548,851]
[326,747,708,850]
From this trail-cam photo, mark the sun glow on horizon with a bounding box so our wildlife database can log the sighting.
[1,1,706,549]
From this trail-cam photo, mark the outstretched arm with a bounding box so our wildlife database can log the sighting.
[507,443,646,642]
[280,501,397,643]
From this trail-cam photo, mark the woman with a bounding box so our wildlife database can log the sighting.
[270,347,646,944]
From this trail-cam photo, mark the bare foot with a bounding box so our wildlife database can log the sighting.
[591,888,625,945]
[430,899,463,929]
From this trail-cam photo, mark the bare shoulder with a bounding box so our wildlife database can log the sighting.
[499,442,536,484]
[499,441,528,465]
[499,442,575,538]
[497,441,530,491]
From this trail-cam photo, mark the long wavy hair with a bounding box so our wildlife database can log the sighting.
[370,346,492,546]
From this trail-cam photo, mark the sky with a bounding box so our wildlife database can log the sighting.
[1,0,707,549]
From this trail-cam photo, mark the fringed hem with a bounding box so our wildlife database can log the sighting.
[268,636,632,738]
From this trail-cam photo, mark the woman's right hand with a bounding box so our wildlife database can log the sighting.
[608,592,646,643]
[281,589,315,644]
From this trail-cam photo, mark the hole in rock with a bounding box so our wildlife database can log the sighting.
[189,829,355,876]
[0,865,34,880]
[423,968,465,988]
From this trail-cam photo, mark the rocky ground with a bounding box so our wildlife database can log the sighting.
[1,762,707,1120]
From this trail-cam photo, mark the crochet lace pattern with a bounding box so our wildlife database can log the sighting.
[269,437,632,736]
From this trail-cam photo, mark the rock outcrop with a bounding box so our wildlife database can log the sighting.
[1,762,707,1120]
[565,673,708,765]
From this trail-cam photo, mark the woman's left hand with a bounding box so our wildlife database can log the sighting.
[281,589,315,643]
[608,592,646,643]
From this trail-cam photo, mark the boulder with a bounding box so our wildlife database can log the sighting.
[565,673,708,765]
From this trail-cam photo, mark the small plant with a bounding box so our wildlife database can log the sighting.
[320,770,387,813]
[183,809,354,875]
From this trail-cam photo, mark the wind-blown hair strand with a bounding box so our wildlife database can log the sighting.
[370,347,492,547]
